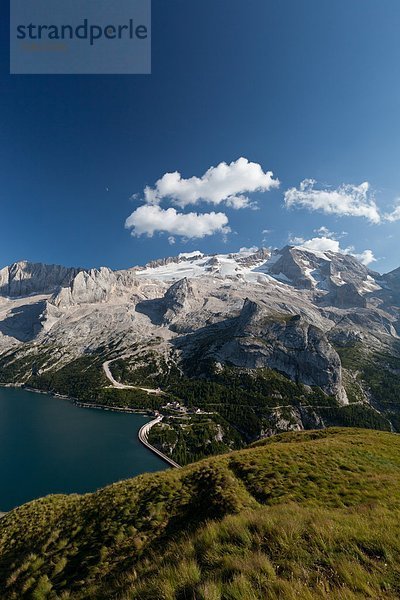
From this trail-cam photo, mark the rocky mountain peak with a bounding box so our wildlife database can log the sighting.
[138,251,204,272]
[229,247,271,267]
[265,246,321,289]
[51,267,117,308]
[264,245,381,302]
[162,277,197,324]
[0,261,81,298]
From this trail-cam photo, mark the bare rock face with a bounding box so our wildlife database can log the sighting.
[51,268,117,308]
[0,299,48,342]
[0,261,80,297]
[327,282,367,309]
[261,405,325,436]
[162,278,195,324]
[382,267,400,305]
[228,247,271,269]
[267,247,317,289]
[212,299,348,403]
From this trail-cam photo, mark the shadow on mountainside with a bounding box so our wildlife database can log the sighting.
[0,301,46,342]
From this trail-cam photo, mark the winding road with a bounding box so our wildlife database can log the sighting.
[102,359,165,395]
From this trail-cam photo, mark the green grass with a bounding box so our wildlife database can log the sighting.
[1,428,400,598]
[128,504,400,600]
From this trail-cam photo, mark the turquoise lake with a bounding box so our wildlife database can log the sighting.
[0,387,168,512]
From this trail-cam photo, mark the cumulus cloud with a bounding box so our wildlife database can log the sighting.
[385,202,400,223]
[291,232,377,265]
[225,195,257,210]
[238,246,259,255]
[314,226,334,238]
[350,249,377,265]
[125,157,280,242]
[285,179,381,224]
[299,236,341,254]
[288,235,305,245]
[125,204,230,239]
[143,157,280,209]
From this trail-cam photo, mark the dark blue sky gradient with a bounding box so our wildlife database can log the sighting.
[1,0,399,272]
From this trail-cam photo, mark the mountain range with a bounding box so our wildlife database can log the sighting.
[0,245,399,452]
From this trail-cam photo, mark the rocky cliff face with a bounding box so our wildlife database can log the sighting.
[196,299,348,403]
[326,282,367,309]
[162,277,196,325]
[382,267,400,306]
[0,261,80,298]
[267,246,320,289]
[51,268,118,308]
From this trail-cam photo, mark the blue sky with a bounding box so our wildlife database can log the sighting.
[1,0,400,273]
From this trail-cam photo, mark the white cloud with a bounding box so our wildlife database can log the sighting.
[300,236,341,253]
[285,179,381,224]
[238,246,258,255]
[125,204,230,239]
[314,226,333,237]
[350,249,377,266]
[225,195,256,210]
[168,236,176,245]
[291,234,377,266]
[288,235,305,245]
[313,225,348,239]
[385,201,400,223]
[143,157,280,209]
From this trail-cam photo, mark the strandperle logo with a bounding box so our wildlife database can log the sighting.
[16,19,148,47]
[10,0,151,74]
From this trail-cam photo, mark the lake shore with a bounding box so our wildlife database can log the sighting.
[0,383,155,417]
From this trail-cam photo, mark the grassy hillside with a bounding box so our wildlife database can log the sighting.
[1,428,400,599]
